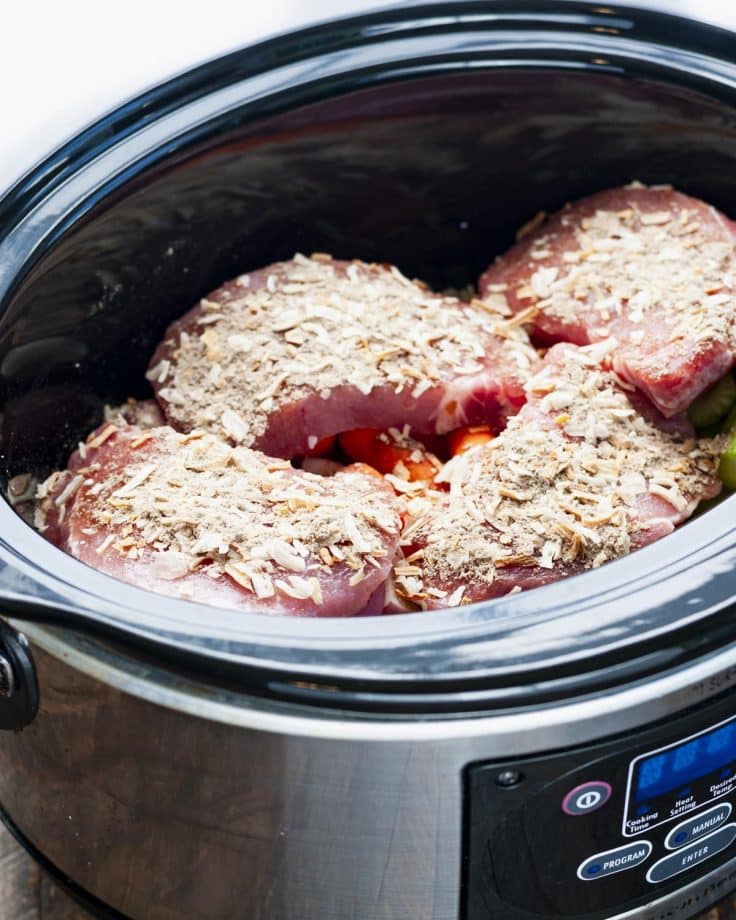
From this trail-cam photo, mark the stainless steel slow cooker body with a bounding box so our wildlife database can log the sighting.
[2,3,736,918]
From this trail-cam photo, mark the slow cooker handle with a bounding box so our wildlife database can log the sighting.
[0,557,77,730]
[0,619,38,731]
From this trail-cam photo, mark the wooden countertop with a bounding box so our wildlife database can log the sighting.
[0,820,734,919]
[0,823,85,918]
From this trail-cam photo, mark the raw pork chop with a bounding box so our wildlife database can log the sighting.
[148,254,539,457]
[394,342,723,610]
[479,184,736,416]
[35,423,402,617]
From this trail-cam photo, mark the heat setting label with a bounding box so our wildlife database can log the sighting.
[623,715,736,836]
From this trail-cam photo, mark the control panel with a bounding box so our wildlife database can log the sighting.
[623,716,736,837]
[463,695,736,919]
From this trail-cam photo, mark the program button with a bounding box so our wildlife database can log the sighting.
[577,840,653,881]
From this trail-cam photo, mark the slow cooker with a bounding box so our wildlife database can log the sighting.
[3,2,736,918]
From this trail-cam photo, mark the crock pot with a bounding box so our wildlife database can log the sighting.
[3,2,736,918]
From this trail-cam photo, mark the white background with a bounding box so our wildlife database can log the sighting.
[0,0,733,192]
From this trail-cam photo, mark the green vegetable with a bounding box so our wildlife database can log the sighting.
[723,401,736,435]
[688,373,736,430]
[719,435,736,491]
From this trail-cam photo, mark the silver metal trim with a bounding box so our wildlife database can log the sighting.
[16,623,736,751]
[7,634,736,920]
[665,803,733,851]
[611,852,736,919]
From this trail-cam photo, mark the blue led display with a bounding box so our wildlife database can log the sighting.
[635,722,736,802]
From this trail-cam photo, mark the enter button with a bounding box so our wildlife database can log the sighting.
[647,824,736,884]
[665,803,732,850]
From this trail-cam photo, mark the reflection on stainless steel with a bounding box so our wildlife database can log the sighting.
[0,639,456,919]
[0,655,14,699]
[0,624,731,918]
[611,853,736,919]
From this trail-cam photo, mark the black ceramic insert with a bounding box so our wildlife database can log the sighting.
[0,3,735,706]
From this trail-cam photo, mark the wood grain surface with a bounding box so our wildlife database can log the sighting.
[0,817,734,919]
[0,822,86,918]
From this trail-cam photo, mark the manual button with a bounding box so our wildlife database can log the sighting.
[647,823,736,884]
[577,840,653,881]
[665,803,732,850]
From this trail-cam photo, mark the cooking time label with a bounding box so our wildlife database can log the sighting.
[623,715,736,836]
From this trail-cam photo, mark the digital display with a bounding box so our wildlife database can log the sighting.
[635,721,736,802]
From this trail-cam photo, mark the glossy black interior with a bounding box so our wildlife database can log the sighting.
[1,3,736,700]
[5,70,736,479]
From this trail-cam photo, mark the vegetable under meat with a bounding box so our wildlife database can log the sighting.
[447,425,495,456]
[687,373,736,430]
[338,428,442,483]
[718,438,736,491]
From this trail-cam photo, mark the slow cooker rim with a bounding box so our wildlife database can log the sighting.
[3,0,736,700]
[4,463,736,702]
[15,620,736,745]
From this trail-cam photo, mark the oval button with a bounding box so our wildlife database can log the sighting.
[647,823,736,884]
[665,802,732,850]
[577,840,653,881]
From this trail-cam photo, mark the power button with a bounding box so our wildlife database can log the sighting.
[562,781,612,816]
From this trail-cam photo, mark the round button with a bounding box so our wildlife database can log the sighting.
[562,781,612,816]
[495,770,524,788]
